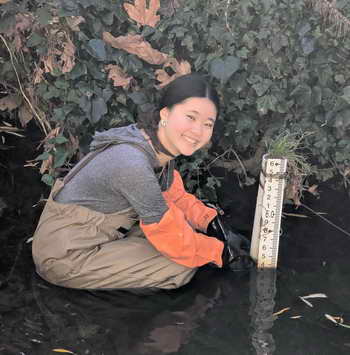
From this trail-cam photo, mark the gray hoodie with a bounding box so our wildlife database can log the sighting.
[55,124,173,224]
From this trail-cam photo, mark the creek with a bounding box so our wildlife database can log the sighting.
[1,128,350,355]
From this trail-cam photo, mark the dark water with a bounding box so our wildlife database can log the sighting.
[1,134,350,354]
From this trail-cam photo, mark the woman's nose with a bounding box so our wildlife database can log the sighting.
[191,121,203,136]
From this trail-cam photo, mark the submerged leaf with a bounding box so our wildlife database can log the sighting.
[52,349,75,354]
[302,293,327,299]
[325,314,350,329]
[272,307,290,317]
[299,296,313,307]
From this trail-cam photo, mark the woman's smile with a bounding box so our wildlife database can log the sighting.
[157,97,217,158]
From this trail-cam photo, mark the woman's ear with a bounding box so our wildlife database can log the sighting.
[159,107,169,121]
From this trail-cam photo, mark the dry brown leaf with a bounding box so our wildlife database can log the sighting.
[0,0,10,3]
[40,31,75,74]
[66,16,85,32]
[61,37,76,73]
[103,32,168,65]
[124,0,160,28]
[307,184,319,196]
[105,64,133,89]
[68,132,80,153]
[155,58,191,89]
[33,66,44,84]
[40,153,53,174]
[0,94,22,111]
[42,50,56,73]
[3,13,34,52]
[272,307,290,317]
[18,104,33,127]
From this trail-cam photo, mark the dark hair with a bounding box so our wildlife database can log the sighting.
[137,73,220,157]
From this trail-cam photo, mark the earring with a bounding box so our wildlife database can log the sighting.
[160,120,167,127]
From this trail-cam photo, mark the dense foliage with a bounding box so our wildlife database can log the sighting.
[0,0,349,198]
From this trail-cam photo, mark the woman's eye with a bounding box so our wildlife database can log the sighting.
[205,122,214,128]
[187,115,195,120]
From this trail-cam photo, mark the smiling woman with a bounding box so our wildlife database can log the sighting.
[31,73,252,292]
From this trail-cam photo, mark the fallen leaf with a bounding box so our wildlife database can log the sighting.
[61,37,76,73]
[272,307,290,317]
[18,104,33,127]
[40,31,75,74]
[290,315,302,319]
[103,32,168,65]
[299,296,313,307]
[25,236,34,244]
[105,64,133,89]
[0,94,22,111]
[52,349,75,354]
[307,184,319,196]
[283,212,309,218]
[4,14,34,52]
[0,0,10,3]
[66,16,85,32]
[344,167,350,177]
[68,132,80,153]
[302,293,327,299]
[39,154,53,174]
[33,66,44,84]
[325,314,350,329]
[15,13,33,32]
[124,0,160,27]
[155,58,191,88]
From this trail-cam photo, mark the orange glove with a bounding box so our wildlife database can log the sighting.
[140,200,224,268]
[162,170,217,232]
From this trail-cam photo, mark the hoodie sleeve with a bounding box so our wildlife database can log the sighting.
[162,170,217,232]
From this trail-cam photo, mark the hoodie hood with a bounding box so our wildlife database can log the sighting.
[90,124,159,166]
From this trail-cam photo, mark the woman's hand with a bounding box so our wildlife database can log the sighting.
[206,216,254,271]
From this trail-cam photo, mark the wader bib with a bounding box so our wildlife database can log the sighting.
[32,143,196,290]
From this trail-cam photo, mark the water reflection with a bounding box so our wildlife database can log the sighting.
[29,270,222,355]
[249,269,277,355]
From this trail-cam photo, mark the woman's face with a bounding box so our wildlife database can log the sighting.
[158,97,217,157]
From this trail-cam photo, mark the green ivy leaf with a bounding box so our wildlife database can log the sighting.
[37,7,52,25]
[55,136,69,144]
[41,174,55,186]
[26,33,45,47]
[341,86,350,105]
[55,80,70,90]
[90,96,107,123]
[257,95,278,115]
[86,39,107,61]
[35,152,50,161]
[252,79,272,97]
[128,92,148,105]
[209,56,241,83]
[68,62,88,80]
[53,150,69,168]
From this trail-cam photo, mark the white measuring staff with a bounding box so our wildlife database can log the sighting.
[250,155,287,268]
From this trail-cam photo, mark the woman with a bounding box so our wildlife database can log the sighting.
[32,73,250,291]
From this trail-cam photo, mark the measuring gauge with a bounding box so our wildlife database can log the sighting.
[250,155,287,269]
